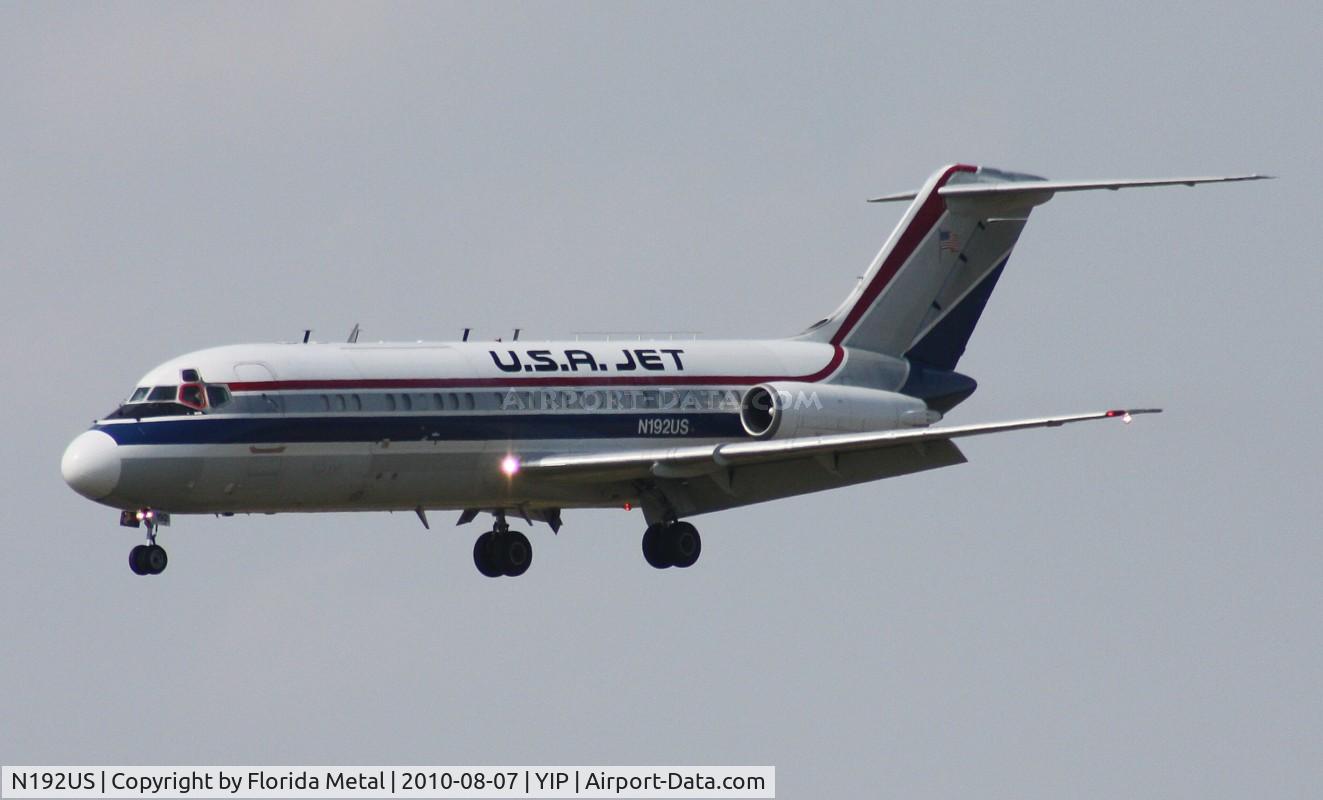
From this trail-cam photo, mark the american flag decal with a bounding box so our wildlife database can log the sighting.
[939,229,960,254]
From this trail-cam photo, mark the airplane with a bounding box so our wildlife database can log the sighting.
[60,163,1267,578]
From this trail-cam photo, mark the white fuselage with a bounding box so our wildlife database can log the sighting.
[62,338,913,516]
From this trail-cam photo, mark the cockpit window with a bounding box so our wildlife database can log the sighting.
[107,381,234,420]
[206,385,232,408]
[178,383,206,410]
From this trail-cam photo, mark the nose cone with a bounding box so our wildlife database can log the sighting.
[62,430,121,500]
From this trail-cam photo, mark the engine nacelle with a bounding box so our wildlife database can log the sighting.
[739,381,939,439]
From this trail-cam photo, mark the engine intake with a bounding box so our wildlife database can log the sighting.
[739,381,937,439]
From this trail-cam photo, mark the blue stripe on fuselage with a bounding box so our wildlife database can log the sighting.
[94,413,746,446]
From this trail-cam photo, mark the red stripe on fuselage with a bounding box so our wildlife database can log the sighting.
[227,344,846,393]
[829,163,975,347]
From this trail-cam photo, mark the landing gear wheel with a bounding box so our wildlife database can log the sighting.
[473,532,502,578]
[144,544,168,575]
[642,524,671,569]
[129,544,150,576]
[129,543,167,575]
[667,521,701,568]
[501,531,532,577]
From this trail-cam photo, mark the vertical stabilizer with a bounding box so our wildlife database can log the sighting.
[799,164,1043,369]
[800,165,1266,372]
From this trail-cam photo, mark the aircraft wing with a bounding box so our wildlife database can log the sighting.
[520,408,1161,483]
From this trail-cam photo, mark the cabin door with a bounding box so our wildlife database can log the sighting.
[233,361,286,491]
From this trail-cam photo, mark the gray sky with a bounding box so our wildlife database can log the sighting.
[2,2,1319,797]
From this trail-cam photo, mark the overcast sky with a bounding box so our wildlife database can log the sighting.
[2,3,1319,797]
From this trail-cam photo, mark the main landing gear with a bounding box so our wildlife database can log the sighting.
[123,508,169,576]
[642,521,701,569]
[472,515,532,578]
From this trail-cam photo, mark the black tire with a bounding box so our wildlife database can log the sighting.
[473,532,502,578]
[668,521,701,568]
[503,531,532,577]
[144,544,168,575]
[642,524,671,569]
[129,544,150,576]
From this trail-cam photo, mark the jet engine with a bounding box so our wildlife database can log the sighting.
[739,381,939,439]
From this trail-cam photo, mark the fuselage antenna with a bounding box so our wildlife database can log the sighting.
[302,329,311,343]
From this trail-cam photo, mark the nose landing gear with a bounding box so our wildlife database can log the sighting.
[122,508,169,576]
[129,543,168,575]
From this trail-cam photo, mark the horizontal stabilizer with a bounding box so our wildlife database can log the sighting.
[868,173,1271,203]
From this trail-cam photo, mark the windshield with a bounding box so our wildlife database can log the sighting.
[107,381,232,420]
[105,400,197,420]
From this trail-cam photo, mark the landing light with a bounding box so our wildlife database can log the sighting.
[500,454,520,477]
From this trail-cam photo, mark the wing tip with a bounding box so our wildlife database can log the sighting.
[1193,174,1274,184]
[1106,408,1163,419]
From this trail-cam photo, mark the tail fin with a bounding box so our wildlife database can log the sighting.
[799,163,1039,368]
[799,164,1267,370]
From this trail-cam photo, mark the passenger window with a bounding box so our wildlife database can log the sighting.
[400,394,412,411]
[335,395,347,411]
[384,394,397,411]
[351,394,362,411]
[205,385,232,408]
[319,394,331,412]
[433,393,444,409]
[446,393,458,411]
[462,393,474,410]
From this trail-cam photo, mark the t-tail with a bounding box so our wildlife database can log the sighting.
[799,164,1268,411]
